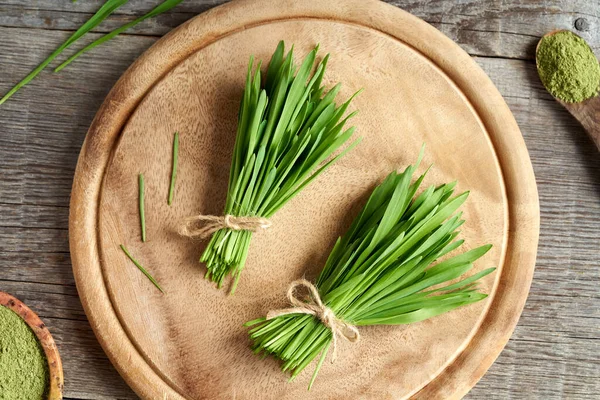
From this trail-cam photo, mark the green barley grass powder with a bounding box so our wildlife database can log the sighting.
[0,305,48,400]
[537,30,600,103]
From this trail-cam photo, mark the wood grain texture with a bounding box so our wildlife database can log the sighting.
[561,96,600,151]
[68,0,537,399]
[1,0,598,60]
[96,20,506,400]
[0,1,598,399]
[0,282,136,399]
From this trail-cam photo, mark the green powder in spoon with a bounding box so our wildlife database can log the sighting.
[537,30,600,103]
[0,305,49,400]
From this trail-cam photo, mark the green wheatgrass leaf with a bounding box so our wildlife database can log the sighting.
[55,0,185,72]
[168,132,179,206]
[0,0,128,105]
[200,41,360,292]
[139,174,146,242]
[246,154,495,388]
[308,339,331,390]
[120,244,164,293]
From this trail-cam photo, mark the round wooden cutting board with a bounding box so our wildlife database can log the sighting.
[69,0,540,399]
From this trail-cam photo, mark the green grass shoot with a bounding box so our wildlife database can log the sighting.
[0,0,128,105]
[139,174,146,242]
[168,132,179,206]
[55,0,184,72]
[120,244,164,293]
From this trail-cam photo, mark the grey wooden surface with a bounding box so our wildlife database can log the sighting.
[0,1,598,399]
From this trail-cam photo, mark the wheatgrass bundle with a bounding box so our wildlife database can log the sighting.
[184,42,360,292]
[246,153,495,389]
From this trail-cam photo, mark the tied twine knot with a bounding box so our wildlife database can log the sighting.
[178,214,272,239]
[266,279,360,363]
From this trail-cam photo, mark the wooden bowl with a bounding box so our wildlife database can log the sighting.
[0,291,64,400]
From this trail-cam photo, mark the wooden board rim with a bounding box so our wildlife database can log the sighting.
[69,0,540,398]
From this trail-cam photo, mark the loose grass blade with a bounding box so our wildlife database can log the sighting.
[0,0,128,105]
[55,0,184,72]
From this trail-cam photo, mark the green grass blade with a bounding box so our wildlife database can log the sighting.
[424,244,492,278]
[168,132,179,206]
[0,0,128,105]
[308,341,331,390]
[358,294,487,325]
[139,174,146,242]
[431,267,496,293]
[120,244,164,293]
[55,0,184,72]
[265,41,285,94]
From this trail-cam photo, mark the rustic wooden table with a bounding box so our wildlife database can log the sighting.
[0,1,598,399]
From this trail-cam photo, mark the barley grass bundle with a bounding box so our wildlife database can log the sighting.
[246,153,495,388]
[193,42,360,292]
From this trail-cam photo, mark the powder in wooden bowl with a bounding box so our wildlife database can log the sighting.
[0,305,49,399]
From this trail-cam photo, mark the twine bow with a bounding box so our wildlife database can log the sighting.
[178,214,272,239]
[266,279,360,362]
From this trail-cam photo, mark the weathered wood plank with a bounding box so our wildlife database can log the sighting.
[0,3,199,37]
[0,5,599,399]
[470,56,600,400]
[0,281,136,399]
[0,203,68,228]
[0,252,75,286]
[0,27,156,207]
[472,338,599,399]
[392,0,600,59]
[45,316,137,399]
[0,227,68,253]
[0,0,598,59]
[0,28,598,209]
[0,280,83,320]
[0,0,222,15]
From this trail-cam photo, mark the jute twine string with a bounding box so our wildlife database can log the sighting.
[266,279,360,362]
[178,214,272,239]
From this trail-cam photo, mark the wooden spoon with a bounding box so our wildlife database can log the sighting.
[536,30,600,150]
[0,291,64,399]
